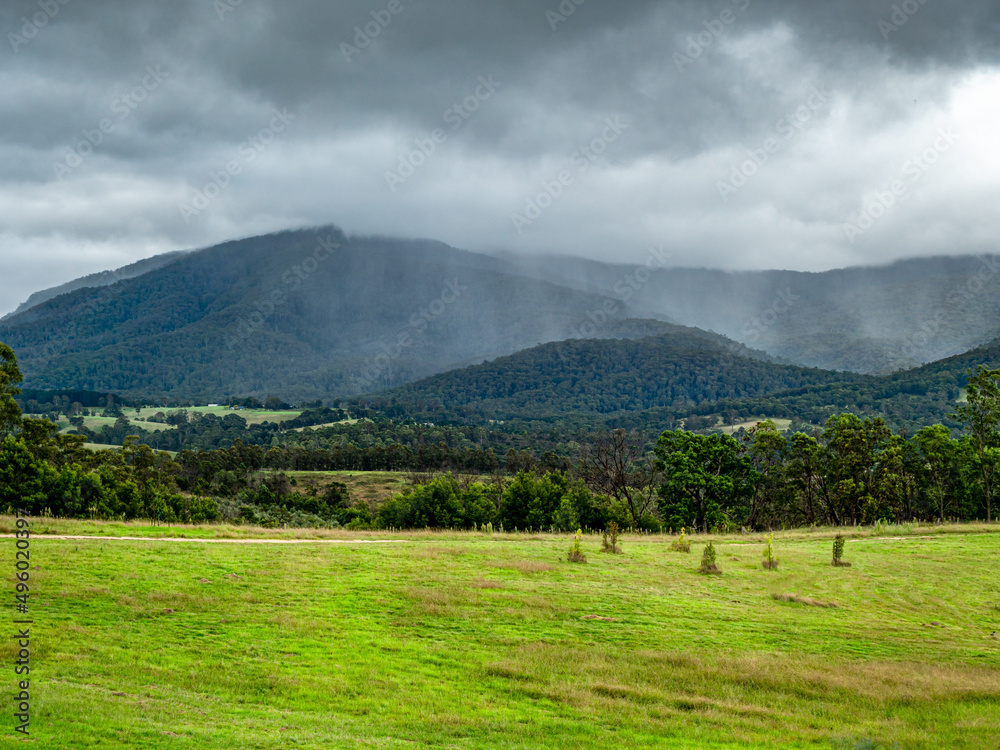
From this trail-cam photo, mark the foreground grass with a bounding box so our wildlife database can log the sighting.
[1,522,998,748]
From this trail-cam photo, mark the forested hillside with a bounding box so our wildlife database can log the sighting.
[369,331,862,420]
[1,250,189,321]
[361,332,1000,436]
[0,228,667,401]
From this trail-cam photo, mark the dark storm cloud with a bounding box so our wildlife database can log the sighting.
[0,0,998,314]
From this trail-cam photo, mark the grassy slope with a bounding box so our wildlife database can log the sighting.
[1,522,998,749]
[284,470,412,508]
[26,406,306,436]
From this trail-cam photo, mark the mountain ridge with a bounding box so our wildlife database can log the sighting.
[2,250,190,321]
[0,227,668,401]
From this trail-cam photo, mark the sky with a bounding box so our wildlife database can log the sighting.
[1,0,999,315]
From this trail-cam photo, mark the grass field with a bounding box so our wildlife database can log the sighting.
[284,470,466,508]
[1,521,998,748]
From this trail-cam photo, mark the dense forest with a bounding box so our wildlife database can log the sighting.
[371,333,857,417]
[353,332,1000,435]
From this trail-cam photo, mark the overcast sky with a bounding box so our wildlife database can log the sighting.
[1,0,998,315]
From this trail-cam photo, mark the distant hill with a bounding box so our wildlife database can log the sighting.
[0,227,673,402]
[501,252,1000,373]
[2,250,189,321]
[608,333,1000,435]
[365,328,1000,434]
[368,329,860,421]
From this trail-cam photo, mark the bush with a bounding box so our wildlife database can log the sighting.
[762,534,779,570]
[567,529,587,563]
[699,541,721,574]
[832,534,851,567]
[601,521,622,554]
[375,474,499,529]
[637,514,662,533]
[670,527,691,553]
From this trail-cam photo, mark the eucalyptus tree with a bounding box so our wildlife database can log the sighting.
[952,367,1000,522]
[0,342,23,441]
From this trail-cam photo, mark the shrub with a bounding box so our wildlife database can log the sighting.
[567,529,587,563]
[832,534,851,567]
[699,541,721,574]
[670,527,691,553]
[762,534,779,570]
[601,521,622,554]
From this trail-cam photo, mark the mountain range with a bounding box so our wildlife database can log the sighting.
[0,228,658,402]
[1,226,998,431]
[502,252,1000,373]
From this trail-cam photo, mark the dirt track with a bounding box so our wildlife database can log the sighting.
[22,535,407,545]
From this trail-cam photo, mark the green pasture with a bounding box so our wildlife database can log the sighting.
[1,522,997,748]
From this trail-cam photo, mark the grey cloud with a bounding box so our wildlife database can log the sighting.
[0,0,998,314]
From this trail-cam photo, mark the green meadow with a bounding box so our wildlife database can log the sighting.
[2,522,998,748]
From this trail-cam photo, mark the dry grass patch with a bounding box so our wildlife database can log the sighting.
[146,591,186,603]
[495,560,556,574]
[416,546,466,560]
[471,577,504,589]
[486,643,1000,746]
[405,585,463,616]
[771,593,839,608]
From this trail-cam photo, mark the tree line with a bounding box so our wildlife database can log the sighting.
[2,341,999,530]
